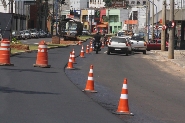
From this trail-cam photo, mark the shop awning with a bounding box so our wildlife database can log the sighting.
[97,24,107,28]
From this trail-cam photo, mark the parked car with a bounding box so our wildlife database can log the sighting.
[30,29,39,38]
[130,35,147,54]
[39,30,46,38]
[146,39,168,51]
[23,30,31,39]
[19,31,26,40]
[12,30,21,40]
[107,36,132,56]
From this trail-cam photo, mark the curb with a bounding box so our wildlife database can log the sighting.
[153,50,185,69]
[10,38,91,57]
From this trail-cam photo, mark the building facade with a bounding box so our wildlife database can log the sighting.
[0,0,30,31]
[89,0,105,8]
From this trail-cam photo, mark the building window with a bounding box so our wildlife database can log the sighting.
[131,1,135,5]
[143,1,146,5]
[137,1,140,5]
[90,0,92,4]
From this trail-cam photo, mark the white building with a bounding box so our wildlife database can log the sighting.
[0,0,30,30]
[89,0,105,8]
[70,0,88,10]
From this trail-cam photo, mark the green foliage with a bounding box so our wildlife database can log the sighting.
[103,16,109,22]
[104,0,112,7]
[11,38,21,44]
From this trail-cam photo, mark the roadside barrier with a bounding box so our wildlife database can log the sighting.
[82,65,97,93]
[66,52,75,69]
[113,78,133,115]
[0,39,14,66]
[33,40,50,68]
[89,43,93,52]
[86,45,89,54]
[72,49,76,64]
[80,45,85,58]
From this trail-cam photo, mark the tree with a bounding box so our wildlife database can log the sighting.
[104,0,112,7]
[102,16,109,22]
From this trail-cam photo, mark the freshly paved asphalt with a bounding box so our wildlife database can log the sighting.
[0,40,123,123]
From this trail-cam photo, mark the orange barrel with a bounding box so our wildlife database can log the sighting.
[34,40,50,67]
[0,40,11,64]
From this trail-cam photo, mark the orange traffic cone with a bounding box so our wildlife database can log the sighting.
[86,45,89,54]
[113,78,133,115]
[71,49,76,64]
[66,52,75,69]
[78,41,82,45]
[80,45,85,58]
[82,65,97,93]
[89,43,93,52]
[0,39,14,66]
[33,41,50,68]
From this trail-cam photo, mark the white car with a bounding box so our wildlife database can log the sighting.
[107,36,132,56]
[130,36,147,54]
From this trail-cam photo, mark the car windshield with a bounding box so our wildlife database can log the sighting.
[117,32,124,36]
[131,36,144,40]
[24,30,29,33]
[30,30,36,33]
[111,37,127,43]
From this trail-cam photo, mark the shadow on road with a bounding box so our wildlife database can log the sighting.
[1,68,58,73]
[0,86,59,95]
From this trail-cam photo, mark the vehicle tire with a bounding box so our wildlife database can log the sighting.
[96,49,98,54]
[126,51,129,56]
[107,50,110,55]
[143,50,146,54]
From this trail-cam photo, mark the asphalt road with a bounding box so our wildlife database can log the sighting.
[1,38,185,122]
[65,44,185,123]
[0,40,123,123]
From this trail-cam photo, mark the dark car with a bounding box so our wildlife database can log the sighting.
[12,30,21,40]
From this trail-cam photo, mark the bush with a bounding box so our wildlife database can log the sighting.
[11,38,22,44]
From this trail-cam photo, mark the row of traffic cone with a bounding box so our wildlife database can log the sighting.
[81,64,133,115]
[78,40,133,115]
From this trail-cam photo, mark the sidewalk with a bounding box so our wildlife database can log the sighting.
[152,50,185,69]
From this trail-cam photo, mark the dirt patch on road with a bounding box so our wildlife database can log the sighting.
[147,53,185,80]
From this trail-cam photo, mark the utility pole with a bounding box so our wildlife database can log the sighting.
[10,0,13,42]
[152,0,154,40]
[90,9,92,33]
[147,1,150,41]
[161,0,166,51]
[168,0,174,59]
[145,1,148,42]
[108,9,110,34]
